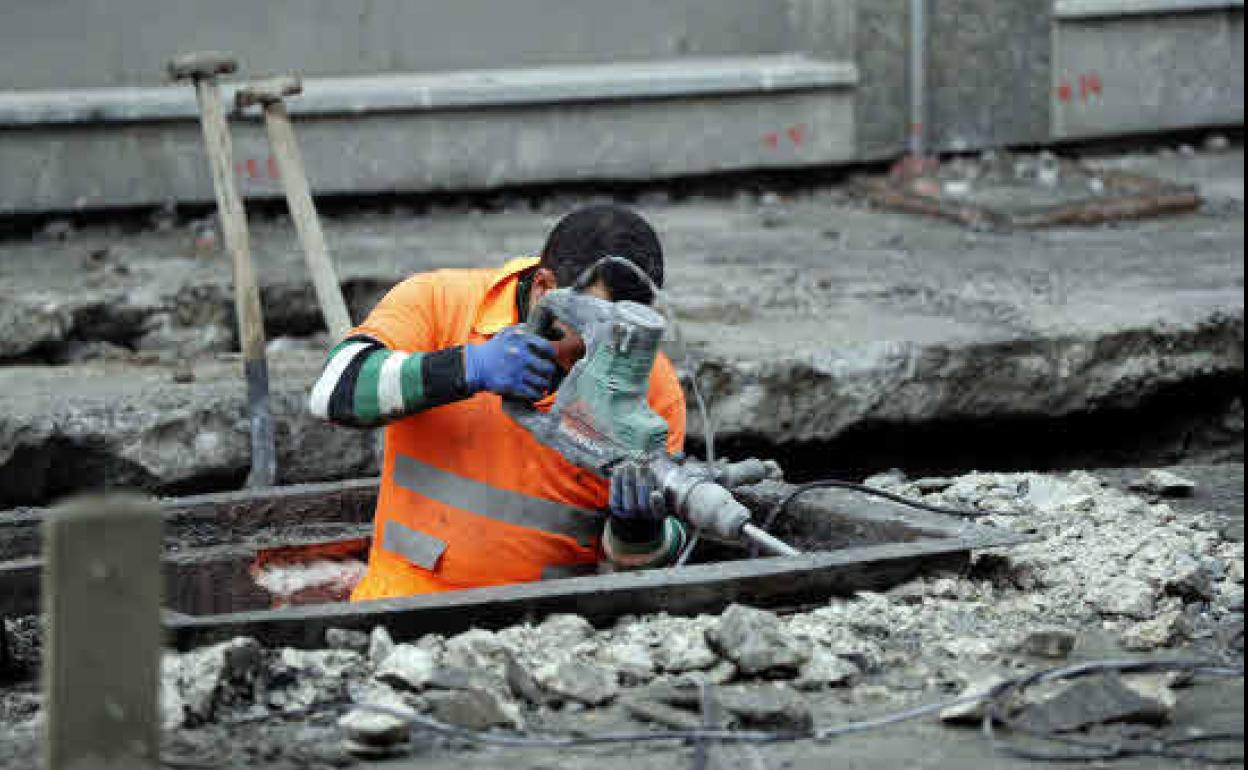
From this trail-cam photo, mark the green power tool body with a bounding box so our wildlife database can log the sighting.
[502,288,799,558]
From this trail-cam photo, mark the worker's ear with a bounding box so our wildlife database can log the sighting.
[529,267,558,309]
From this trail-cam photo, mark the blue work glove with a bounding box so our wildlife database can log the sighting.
[609,460,666,521]
[463,325,557,401]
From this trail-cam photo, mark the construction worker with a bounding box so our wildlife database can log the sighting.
[309,204,688,600]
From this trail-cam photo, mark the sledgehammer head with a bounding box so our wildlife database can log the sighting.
[235,76,303,109]
[167,51,238,82]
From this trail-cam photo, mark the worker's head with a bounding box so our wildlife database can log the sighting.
[531,204,664,311]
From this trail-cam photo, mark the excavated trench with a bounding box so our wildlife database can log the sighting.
[711,372,1245,483]
[0,474,1023,678]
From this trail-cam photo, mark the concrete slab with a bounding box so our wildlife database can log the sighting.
[0,146,1241,504]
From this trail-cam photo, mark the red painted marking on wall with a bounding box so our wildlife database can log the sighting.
[787,124,806,146]
[1080,73,1103,100]
[1057,73,1103,104]
[267,156,280,180]
[763,132,780,149]
[245,158,260,178]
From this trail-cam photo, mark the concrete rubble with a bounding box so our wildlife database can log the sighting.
[0,463,1242,767]
[141,473,1248,732]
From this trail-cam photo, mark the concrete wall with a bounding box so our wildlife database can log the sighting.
[1,0,807,89]
[1052,4,1245,138]
[926,0,1053,151]
[0,0,1242,213]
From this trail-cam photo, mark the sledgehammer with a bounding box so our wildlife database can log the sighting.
[168,51,276,488]
[235,77,353,339]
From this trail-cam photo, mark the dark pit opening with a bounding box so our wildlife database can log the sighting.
[699,374,1244,484]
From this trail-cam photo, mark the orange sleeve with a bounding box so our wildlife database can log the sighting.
[647,352,687,455]
[348,274,444,352]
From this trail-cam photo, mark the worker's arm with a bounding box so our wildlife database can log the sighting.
[308,335,472,428]
[309,273,555,428]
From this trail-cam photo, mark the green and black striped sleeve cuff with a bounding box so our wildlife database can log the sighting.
[308,336,470,427]
[602,517,688,570]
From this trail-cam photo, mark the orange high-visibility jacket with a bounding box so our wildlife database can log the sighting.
[349,257,686,601]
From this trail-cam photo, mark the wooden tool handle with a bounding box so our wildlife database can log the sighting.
[191,80,276,487]
[193,80,267,361]
[262,102,353,339]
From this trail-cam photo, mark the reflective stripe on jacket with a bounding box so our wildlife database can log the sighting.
[349,257,686,600]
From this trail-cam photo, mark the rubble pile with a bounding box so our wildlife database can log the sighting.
[0,470,1241,761]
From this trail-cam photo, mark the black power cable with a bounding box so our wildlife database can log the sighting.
[747,478,991,556]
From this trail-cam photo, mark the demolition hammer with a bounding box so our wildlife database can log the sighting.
[502,287,801,558]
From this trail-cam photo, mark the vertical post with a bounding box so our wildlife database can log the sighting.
[909,0,927,158]
[43,494,162,770]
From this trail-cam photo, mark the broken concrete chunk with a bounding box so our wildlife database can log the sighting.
[368,626,395,666]
[325,627,370,654]
[160,657,187,731]
[914,477,955,493]
[444,628,508,676]
[1128,470,1197,498]
[374,644,436,692]
[424,664,505,695]
[864,469,908,490]
[1163,557,1216,602]
[1018,627,1077,659]
[1120,609,1192,652]
[599,642,656,686]
[503,653,546,706]
[653,626,720,673]
[164,636,263,725]
[665,659,739,688]
[1220,583,1245,612]
[707,604,809,677]
[1089,577,1157,619]
[1012,675,1173,733]
[426,688,521,730]
[339,707,411,748]
[266,648,367,713]
[886,579,928,605]
[535,658,618,706]
[1121,674,1179,714]
[622,697,707,730]
[795,647,859,690]
[537,614,596,648]
[716,684,813,732]
[939,636,998,660]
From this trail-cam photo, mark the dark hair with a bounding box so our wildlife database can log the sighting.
[538,204,663,304]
